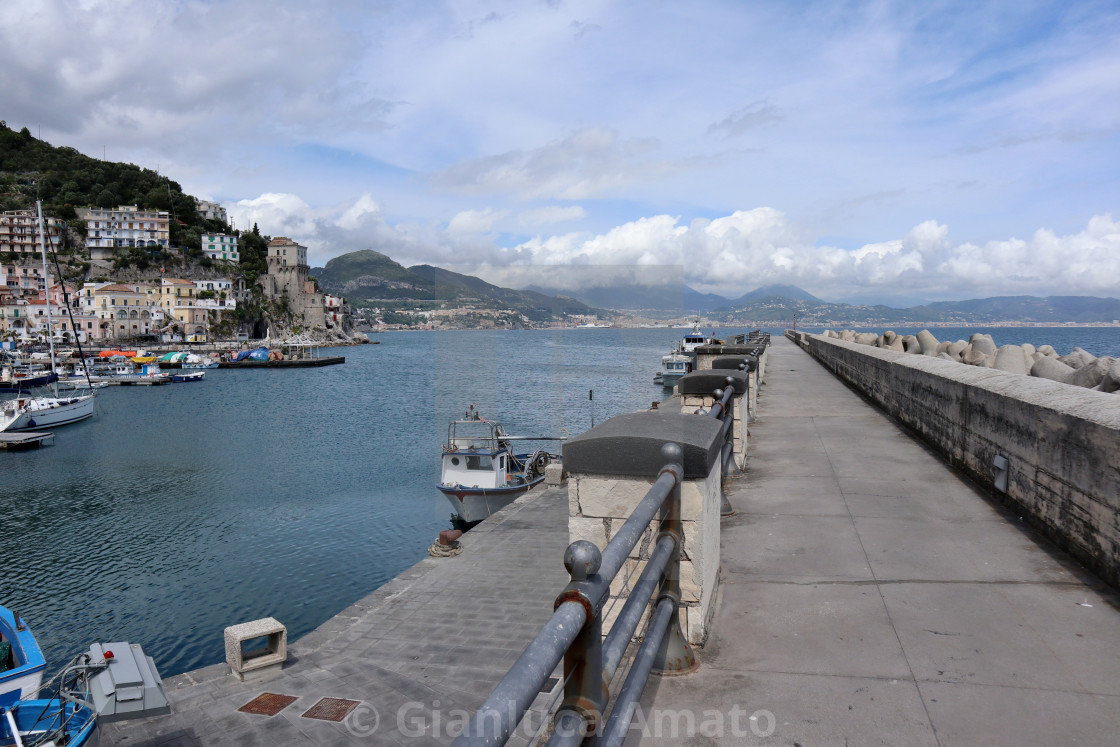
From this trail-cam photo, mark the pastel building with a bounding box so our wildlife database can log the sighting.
[202,233,239,263]
[0,210,67,257]
[76,205,170,260]
[78,282,159,340]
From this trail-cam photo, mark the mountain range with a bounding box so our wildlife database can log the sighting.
[313,250,1120,325]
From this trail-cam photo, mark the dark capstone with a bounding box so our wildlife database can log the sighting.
[712,356,758,373]
[678,369,748,395]
[694,343,766,356]
[563,412,722,478]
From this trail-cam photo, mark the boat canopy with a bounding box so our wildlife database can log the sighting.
[98,350,137,358]
[158,352,189,362]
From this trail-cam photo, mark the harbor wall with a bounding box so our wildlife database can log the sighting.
[790,331,1120,589]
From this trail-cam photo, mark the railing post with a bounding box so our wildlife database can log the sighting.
[553,541,606,741]
[652,443,698,675]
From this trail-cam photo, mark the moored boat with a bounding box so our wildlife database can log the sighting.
[437,407,561,523]
[0,394,96,432]
[171,370,205,382]
[0,607,45,711]
[0,604,170,747]
[658,344,693,388]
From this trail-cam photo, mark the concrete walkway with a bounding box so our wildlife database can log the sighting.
[632,336,1120,745]
[104,488,571,746]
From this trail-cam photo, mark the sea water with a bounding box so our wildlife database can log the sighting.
[3,325,1117,675]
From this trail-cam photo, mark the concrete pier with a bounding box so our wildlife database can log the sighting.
[631,336,1120,745]
[104,335,1120,745]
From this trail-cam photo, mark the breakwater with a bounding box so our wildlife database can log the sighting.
[820,327,1120,392]
[790,329,1120,589]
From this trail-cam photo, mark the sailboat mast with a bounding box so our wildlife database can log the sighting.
[35,201,59,386]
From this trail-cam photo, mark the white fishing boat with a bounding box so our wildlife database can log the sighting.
[658,344,693,388]
[437,407,562,523]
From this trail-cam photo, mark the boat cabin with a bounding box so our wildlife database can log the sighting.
[440,419,518,490]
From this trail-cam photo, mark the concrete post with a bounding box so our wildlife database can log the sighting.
[564,412,723,646]
[677,369,750,471]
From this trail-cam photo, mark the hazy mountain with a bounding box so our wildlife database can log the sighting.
[726,284,823,305]
[310,250,604,321]
[525,282,730,312]
[914,296,1120,324]
[408,264,601,321]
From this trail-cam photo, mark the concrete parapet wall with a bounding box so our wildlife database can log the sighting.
[567,465,721,646]
[802,332,1120,588]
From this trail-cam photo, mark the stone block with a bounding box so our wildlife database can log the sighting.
[544,462,566,485]
[224,618,286,681]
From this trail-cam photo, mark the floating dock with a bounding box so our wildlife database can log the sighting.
[218,356,345,368]
[0,431,54,449]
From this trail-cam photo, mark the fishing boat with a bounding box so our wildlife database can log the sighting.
[658,343,693,388]
[437,407,561,523]
[171,370,205,382]
[86,361,171,386]
[680,320,720,353]
[0,607,45,711]
[0,604,170,747]
[0,203,97,432]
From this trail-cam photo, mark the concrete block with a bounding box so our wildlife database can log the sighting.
[224,618,286,681]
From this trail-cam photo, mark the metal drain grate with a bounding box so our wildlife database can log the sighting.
[238,693,299,716]
[301,697,361,722]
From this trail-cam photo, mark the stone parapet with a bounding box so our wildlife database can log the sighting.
[677,369,749,469]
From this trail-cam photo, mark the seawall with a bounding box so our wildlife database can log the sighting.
[789,330,1120,589]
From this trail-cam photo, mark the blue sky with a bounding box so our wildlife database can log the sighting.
[3,0,1119,304]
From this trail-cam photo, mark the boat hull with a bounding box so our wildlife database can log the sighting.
[0,606,45,711]
[0,395,95,432]
[438,478,544,523]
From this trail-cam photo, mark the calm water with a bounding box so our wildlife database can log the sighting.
[4,325,1117,677]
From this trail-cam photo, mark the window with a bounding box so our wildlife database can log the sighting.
[465,455,493,471]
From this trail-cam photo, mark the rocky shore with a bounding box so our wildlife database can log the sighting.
[823,328,1120,394]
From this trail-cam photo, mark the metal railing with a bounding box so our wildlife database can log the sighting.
[453,443,696,746]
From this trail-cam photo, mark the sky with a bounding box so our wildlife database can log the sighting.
[3,0,1120,305]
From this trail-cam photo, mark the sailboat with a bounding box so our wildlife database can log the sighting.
[0,203,96,432]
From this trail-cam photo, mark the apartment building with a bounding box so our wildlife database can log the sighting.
[0,209,66,256]
[76,205,170,260]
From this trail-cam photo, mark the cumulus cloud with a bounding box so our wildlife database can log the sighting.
[230,189,1120,301]
[477,210,1120,301]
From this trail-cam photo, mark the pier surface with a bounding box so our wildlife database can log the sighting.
[104,489,570,746]
[106,336,1120,745]
[633,336,1120,745]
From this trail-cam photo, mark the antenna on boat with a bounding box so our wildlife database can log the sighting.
[589,389,594,428]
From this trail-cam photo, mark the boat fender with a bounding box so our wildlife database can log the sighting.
[27,418,36,428]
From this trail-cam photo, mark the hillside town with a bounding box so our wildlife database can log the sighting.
[0,202,358,346]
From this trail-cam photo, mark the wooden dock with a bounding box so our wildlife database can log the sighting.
[0,431,55,449]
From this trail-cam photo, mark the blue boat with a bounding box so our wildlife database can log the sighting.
[0,607,45,711]
[437,407,560,523]
[0,604,170,746]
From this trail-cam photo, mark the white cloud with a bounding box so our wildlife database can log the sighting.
[447,209,508,235]
[518,206,587,227]
[430,127,677,201]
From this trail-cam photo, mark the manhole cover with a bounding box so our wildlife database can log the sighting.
[301,697,361,722]
[238,693,298,716]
